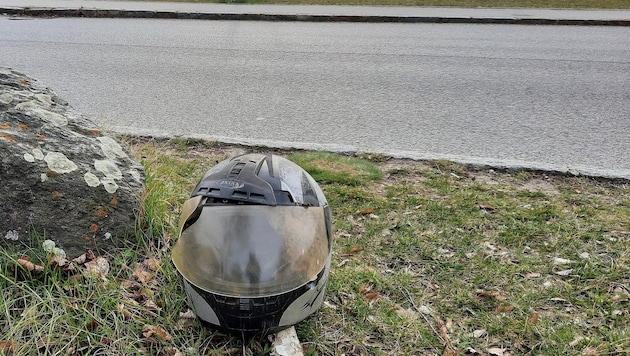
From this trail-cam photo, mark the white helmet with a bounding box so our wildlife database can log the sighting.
[172,153,332,333]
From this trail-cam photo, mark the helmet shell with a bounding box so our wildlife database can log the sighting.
[172,153,332,333]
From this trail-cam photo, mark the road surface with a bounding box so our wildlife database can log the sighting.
[1,16,629,178]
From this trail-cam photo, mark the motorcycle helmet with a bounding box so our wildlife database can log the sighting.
[172,153,332,333]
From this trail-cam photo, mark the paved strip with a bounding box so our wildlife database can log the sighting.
[1,0,629,25]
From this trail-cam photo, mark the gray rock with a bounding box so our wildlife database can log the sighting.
[0,67,144,258]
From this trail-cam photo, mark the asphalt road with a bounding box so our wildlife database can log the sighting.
[1,16,629,178]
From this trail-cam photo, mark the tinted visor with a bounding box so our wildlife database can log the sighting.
[172,205,329,297]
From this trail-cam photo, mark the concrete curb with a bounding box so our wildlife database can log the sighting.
[1,6,629,25]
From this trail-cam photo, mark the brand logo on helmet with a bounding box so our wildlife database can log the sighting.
[219,180,245,189]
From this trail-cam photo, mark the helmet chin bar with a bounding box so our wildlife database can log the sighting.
[182,259,330,334]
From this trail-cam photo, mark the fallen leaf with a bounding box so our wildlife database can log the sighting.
[528,312,539,324]
[143,299,161,311]
[120,279,142,291]
[487,347,506,356]
[569,336,585,347]
[437,317,455,356]
[395,306,418,320]
[0,340,17,353]
[51,255,70,269]
[163,346,184,356]
[494,305,514,313]
[142,258,161,271]
[581,346,598,356]
[85,257,109,277]
[555,269,573,276]
[364,292,378,301]
[523,272,541,279]
[337,258,351,267]
[418,305,434,315]
[134,267,154,284]
[17,258,44,274]
[465,346,481,354]
[553,257,573,265]
[476,290,508,301]
[472,329,487,338]
[118,303,132,320]
[142,325,172,342]
[478,204,497,213]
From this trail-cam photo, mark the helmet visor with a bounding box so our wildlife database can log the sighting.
[172,204,329,297]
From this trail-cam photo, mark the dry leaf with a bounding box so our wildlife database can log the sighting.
[17,258,44,274]
[364,292,379,301]
[347,246,363,254]
[437,317,455,355]
[476,290,507,301]
[465,346,481,354]
[85,256,109,277]
[494,305,514,313]
[142,325,172,342]
[143,258,161,271]
[395,306,418,320]
[523,272,541,279]
[0,340,17,353]
[143,299,161,311]
[487,347,506,356]
[581,346,598,356]
[553,257,573,265]
[163,347,184,356]
[569,336,585,347]
[337,258,351,267]
[478,204,497,213]
[118,303,132,320]
[134,267,154,284]
[51,255,71,269]
[120,279,142,291]
[528,312,539,324]
[555,269,573,276]
[72,253,87,264]
[177,309,197,329]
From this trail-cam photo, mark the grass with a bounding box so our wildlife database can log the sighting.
[1,137,629,355]
[138,0,630,9]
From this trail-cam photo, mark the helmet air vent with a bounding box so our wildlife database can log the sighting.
[228,162,246,178]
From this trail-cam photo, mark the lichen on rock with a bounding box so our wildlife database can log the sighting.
[0,67,145,257]
[44,151,78,174]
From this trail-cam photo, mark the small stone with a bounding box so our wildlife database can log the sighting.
[5,230,19,241]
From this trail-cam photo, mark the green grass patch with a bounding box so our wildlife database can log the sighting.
[1,138,629,355]
[288,151,383,186]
